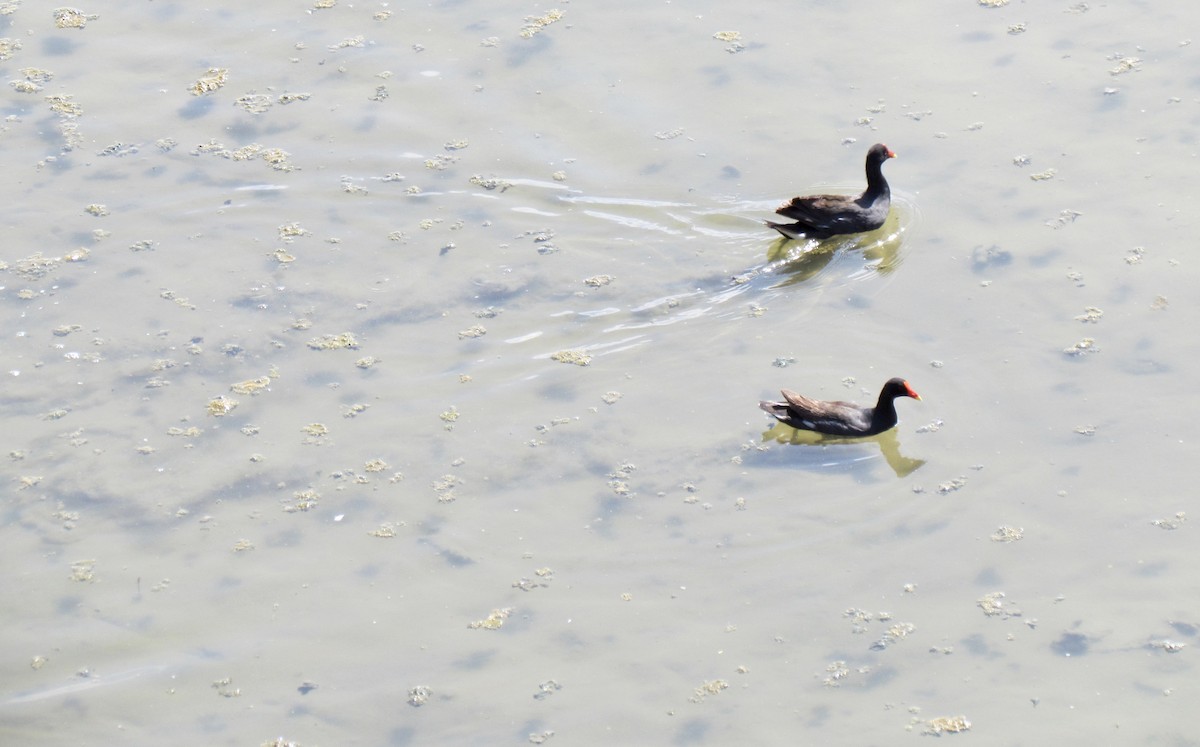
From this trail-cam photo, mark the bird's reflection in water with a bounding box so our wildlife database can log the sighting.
[763,209,907,287]
[761,422,925,478]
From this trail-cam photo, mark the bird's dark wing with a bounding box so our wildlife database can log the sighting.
[776,389,871,435]
[774,195,860,232]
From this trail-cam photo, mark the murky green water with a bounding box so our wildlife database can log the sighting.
[2,1,1196,744]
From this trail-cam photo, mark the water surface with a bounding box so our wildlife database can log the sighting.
[1,1,1197,744]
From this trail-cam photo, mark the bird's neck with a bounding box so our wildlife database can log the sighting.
[871,393,899,427]
[864,162,889,198]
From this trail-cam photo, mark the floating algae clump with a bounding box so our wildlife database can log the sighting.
[468,607,512,630]
[191,67,228,95]
[307,332,359,350]
[207,396,239,416]
[551,349,591,366]
[924,716,971,735]
[230,376,272,395]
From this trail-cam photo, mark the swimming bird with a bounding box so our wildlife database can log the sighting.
[766,143,896,241]
[759,377,920,436]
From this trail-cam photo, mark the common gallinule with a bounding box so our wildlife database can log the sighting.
[766,143,896,241]
[759,377,920,437]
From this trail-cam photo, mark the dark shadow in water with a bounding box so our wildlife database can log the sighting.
[1050,632,1090,657]
[42,37,81,56]
[960,633,994,657]
[452,649,496,670]
[1169,621,1198,638]
[506,31,552,67]
[673,718,711,745]
[970,244,1013,273]
[177,96,215,120]
[758,423,925,478]
[416,537,475,567]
